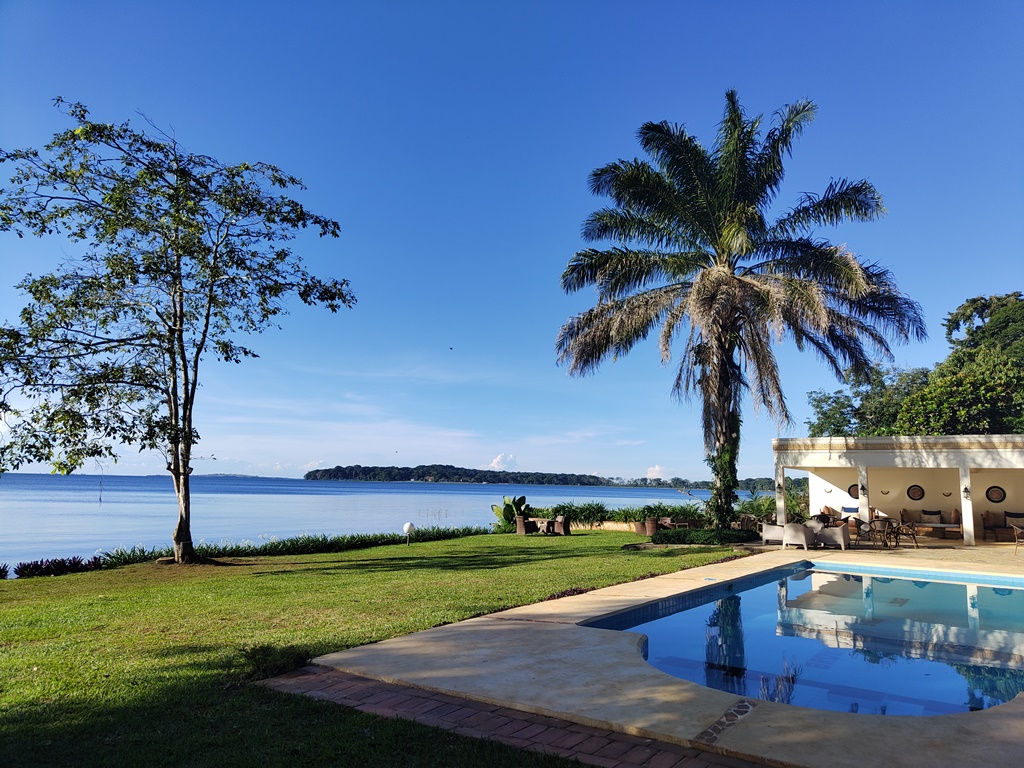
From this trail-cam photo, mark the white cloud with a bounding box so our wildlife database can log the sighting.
[646,464,665,480]
[487,453,517,471]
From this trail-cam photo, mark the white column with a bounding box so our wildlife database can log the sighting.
[960,465,976,546]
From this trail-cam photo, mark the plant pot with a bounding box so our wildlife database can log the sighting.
[633,521,646,535]
[645,517,658,536]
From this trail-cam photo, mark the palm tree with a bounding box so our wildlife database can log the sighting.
[557,91,926,528]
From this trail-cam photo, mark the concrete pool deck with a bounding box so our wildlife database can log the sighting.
[304,543,1024,767]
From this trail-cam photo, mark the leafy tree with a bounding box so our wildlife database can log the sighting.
[805,365,930,437]
[556,91,924,528]
[894,347,1024,435]
[0,100,355,563]
[944,291,1024,359]
[805,293,1024,437]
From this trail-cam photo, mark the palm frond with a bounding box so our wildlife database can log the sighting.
[771,178,885,236]
[556,287,679,376]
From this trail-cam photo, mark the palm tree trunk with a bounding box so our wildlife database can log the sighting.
[706,409,741,529]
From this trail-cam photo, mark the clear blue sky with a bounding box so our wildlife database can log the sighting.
[1,1,1021,481]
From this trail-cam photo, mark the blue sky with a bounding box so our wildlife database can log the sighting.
[1,1,1021,481]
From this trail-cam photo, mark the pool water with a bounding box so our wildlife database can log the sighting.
[592,566,1024,715]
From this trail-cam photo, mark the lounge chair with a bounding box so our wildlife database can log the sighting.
[782,523,815,550]
[515,515,539,535]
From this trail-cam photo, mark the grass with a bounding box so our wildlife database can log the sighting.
[0,530,744,767]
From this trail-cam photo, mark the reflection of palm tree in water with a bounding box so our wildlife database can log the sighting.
[759,659,802,705]
[705,595,747,695]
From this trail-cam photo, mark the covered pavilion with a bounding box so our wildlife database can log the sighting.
[772,434,1024,546]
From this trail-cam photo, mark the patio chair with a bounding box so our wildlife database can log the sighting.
[858,518,896,548]
[892,519,919,549]
[815,524,850,550]
[552,515,571,536]
[515,515,539,535]
[782,523,815,550]
[759,522,785,545]
[1012,523,1024,556]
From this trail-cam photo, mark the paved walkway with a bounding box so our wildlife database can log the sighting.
[262,666,762,767]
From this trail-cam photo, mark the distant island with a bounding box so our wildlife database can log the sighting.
[303,464,801,493]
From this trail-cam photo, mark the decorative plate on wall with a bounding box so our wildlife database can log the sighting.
[907,484,925,501]
[848,484,859,498]
[986,486,1007,504]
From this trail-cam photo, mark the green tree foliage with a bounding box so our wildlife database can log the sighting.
[556,91,924,528]
[805,365,930,437]
[944,291,1024,359]
[894,347,1024,435]
[0,100,355,562]
[806,293,1024,437]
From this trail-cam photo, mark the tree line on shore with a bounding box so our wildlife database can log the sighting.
[303,463,805,493]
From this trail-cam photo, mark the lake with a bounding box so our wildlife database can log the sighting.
[0,473,710,567]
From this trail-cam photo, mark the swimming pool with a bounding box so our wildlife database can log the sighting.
[587,564,1024,715]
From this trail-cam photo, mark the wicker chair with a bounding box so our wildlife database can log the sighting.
[552,515,571,536]
[515,515,539,535]
[1012,523,1024,556]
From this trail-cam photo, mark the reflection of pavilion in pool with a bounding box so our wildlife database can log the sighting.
[614,565,1024,714]
[776,572,1024,667]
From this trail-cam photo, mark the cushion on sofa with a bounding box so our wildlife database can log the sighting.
[950,508,961,524]
[901,509,921,523]
[920,511,942,524]
[984,510,1006,528]
[1005,512,1024,527]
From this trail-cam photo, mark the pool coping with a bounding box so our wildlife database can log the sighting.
[312,548,1024,768]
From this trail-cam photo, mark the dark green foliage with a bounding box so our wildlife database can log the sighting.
[0,563,8,579]
[12,526,493,578]
[944,292,1024,358]
[492,495,532,524]
[12,555,103,578]
[651,528,757,545]
[807,293,1024,437]
[805,365,930,437]
[306,463,607,485]
[549,500,609,525]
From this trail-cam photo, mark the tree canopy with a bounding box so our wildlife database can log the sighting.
[0,99,355,562]
[806,292,1024,437]
[557,91,924,527]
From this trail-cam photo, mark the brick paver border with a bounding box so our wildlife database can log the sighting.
[261,666,765,768]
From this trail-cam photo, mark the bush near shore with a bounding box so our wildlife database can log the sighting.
[8,525,491,579]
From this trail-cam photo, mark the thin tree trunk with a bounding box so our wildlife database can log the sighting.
[170,463,197,562]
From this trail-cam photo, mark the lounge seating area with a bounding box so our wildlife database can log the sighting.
[982,510,1024,542]
[900,508,963,539]
[515,514,570,535]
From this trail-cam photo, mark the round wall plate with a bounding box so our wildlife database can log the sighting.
[986,486,1006,504]
[907,484,924,501]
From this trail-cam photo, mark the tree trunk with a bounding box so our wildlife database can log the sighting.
[170,466,198,563]
[706,409,741,529]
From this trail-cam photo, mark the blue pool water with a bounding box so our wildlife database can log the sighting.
[590,565,1024,716]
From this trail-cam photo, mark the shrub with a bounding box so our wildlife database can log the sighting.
[0,563,8,579]
[9,526,494,577]
[549,501,609,527]
[491,495,532,524]
[651,527,758,545]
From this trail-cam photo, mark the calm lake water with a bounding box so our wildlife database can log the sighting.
[1,473,709,566]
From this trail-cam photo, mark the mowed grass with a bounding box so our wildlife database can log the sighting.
[0,531,744,767]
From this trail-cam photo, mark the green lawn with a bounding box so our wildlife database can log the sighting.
[0,531,743,767]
